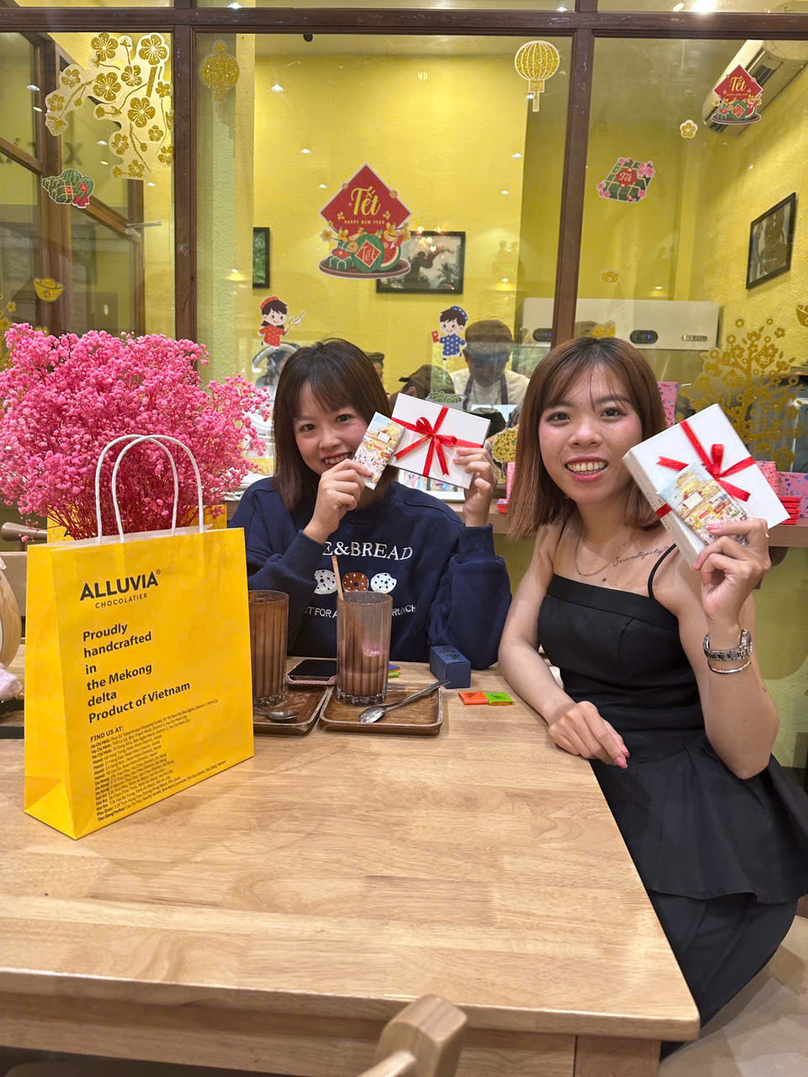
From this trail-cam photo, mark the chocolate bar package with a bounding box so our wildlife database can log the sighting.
[352,412,405,490]
[658,461,749,548]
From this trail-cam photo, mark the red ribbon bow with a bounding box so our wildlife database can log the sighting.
[656,418,754,519]
[393,405,480,478]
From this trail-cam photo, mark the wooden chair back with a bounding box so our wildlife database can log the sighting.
[358,995,467,1077]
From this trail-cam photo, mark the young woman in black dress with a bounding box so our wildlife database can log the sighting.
[499,336,808,1047]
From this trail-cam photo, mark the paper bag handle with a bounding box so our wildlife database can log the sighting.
[94,434,204,542]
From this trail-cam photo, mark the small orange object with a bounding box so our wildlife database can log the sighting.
[459,691,488,705]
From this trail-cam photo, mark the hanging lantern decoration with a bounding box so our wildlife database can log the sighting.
[199,40,241,102]
[514,40,560,113]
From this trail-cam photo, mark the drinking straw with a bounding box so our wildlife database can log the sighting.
[332,554,344,600]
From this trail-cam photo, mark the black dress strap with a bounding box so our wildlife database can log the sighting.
[647,544,677,601]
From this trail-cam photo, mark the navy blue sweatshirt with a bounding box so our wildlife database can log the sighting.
[230,479,511,667]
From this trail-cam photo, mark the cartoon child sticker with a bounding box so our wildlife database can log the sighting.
[259,296,289,348]
[434,305,468,360]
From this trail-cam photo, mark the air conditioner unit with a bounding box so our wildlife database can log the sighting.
[702,31,808,135]
[519,299,720,351]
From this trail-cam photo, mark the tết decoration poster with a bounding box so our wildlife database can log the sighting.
[319,165,412,280]
[712,65,763,126]
[597,158,655,204]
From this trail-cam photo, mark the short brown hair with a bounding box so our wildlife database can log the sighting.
[508,336,666,539]
[272,339,394,512]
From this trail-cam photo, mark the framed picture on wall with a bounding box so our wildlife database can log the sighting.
[253,227,270,288]
[746,193,796,289]
[376,230,465,294]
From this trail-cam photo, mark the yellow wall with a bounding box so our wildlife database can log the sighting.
[684,81,808,342]
[251,53,529,388]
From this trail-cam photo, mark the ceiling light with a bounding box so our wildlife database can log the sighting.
[501,189,510,195]
[318,182,327,188]
[27,84,40,92]
[526,92,534,100]
[33,105,42,112]
[501,277,510,283]
[300,147,311,154]
[100,159,108,165]
[147,181,155,187]
[97,139,107,146]
[673,2,684,8]
[749,164,754,169]
[418,70,428,82]
[512,152,522,159]
[692,0,716,9]
[270,83,283,93]
[227,2,242,8]
[654,285,664,290]
[557,5,567,9]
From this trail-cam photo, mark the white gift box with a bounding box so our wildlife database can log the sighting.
[391,395,490,490]
[623,404,788,565]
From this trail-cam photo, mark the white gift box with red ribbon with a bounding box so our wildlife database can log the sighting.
[623,403,788,565]
[391,395,490,490]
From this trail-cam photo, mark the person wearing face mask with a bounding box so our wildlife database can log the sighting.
[450,319,529,412]
[230,339,510,665]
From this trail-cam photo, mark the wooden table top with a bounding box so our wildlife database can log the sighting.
[0,649,698,1045]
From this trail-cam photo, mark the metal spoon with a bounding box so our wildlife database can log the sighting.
[254,708,299,723]
[358,680,449,724]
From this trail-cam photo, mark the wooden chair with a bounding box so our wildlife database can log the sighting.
[3,995,467,1077]
[358,995,467,1077]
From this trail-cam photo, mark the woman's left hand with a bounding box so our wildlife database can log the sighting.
[456,446,496,527]
[692,518,771,628]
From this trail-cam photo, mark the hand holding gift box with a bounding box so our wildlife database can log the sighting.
[391,394,490,490]
[623,403,788,565]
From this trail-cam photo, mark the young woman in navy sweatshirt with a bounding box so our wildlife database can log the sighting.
[231,339,510,666]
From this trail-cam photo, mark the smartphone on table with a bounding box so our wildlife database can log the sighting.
[286,658,338,686]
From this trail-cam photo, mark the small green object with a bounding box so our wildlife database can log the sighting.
[485,692,513,705]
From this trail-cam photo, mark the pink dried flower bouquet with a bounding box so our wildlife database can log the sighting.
[0,325,272,540]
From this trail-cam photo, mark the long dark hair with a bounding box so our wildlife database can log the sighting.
[273,338,394,511]
[508,336,666,539]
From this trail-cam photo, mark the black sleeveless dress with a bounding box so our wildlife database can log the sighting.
[538,547,808,1031]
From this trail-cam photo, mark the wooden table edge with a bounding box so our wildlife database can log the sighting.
[0,971,701,1042]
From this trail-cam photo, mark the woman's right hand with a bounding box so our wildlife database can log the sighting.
[545,700,629,768]
[303,459,372,544]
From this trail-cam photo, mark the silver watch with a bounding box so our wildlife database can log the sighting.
[702,628,753,663]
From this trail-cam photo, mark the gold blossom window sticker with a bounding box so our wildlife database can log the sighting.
[687,318,807,470]
[44,33,173,182]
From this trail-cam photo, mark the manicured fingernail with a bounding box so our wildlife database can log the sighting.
[616,756,627,768]
[707,523,719,531]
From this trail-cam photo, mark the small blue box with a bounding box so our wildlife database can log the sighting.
[429,645,471,689]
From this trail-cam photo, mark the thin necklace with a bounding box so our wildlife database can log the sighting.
[574,532,631,578]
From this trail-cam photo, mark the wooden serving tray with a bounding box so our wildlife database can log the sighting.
[320,684,443,735]
[253,685,331,736]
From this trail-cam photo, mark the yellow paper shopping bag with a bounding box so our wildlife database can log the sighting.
[24,435,254,839]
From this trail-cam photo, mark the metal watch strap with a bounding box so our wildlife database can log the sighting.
[702,628,753,663]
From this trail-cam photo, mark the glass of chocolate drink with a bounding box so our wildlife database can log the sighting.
[336,592,392,705]
[248,590,288,706]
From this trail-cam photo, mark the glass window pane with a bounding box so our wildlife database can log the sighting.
[0,34,38,161]
[0,30,175,342]
[198,1,566,9]
[13,1,171,8]
[196,31,569,422]
[0,159,40,351]
[599,0,799,12]
[577,36,808,472]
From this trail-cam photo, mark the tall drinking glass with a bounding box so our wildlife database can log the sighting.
[248,590,288,706]
[336,592,392,705]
